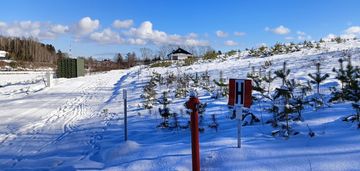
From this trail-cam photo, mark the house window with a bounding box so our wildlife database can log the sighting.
[172,56,178,60]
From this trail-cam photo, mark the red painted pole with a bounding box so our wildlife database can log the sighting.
[189,98,200,171]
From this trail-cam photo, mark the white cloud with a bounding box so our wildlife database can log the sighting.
[265,25,290,35]
[285,36,294,40]
[224,40,238,46]
[234,31,246,36]
[0,18,212,47]
[298,35,312,40]
[51,24,69,34]
[0,20,68,39]
[128,38,147,45]
[341,26,360,39]
[89,28,123,44]
[216,30,228,38]
[113,19,133,29]
[128,21,168,44]
[296,31,312,40]
[0,22,7,28]
[185,39,209,46]
[187,32,198,39]
[19,21,40,30]
[128,21,209,46]
[75,17,100,35]
[345,26,360,34]
[296,31,306,36]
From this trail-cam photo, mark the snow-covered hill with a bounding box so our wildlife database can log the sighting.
[0,40,359,170]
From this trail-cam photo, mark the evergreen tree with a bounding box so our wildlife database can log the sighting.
[141,78,157,109]
[201,70,211,91]
[212,70,228,98]
[165,71,176,88]
[262,70,276,99]
[272,86,299,137]
[274,61,290,86]
[308,63,330,94]
[158,91,172,128]
[191,72,200,87]
[208,114,219,131]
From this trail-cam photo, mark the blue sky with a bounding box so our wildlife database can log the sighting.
[1,0,360,59]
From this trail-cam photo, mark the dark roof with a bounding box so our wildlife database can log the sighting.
[169,48,192,55]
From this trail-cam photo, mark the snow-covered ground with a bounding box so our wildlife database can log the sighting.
[0,40,359,170]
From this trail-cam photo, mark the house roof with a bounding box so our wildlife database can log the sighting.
[169,48,192,55]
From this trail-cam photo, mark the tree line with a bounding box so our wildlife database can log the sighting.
[0,36,58,64]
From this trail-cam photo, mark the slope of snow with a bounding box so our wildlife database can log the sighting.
[0,40,359,170]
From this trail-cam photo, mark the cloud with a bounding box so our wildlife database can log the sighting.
[345,26,360,34]
[296,31,306,36]
[89,28,124,44]
[341,26,360,39]
[113,19,133,29]
[216,30,228,38]
[185,39,209,46]
[0,22,7,28]
[234,31,246,36]
[0,18,211,47]
[19,21,40,30]
[75,17,100,35]
[128,21,209,46]
[296,31,311,40]
[285,36,294,40]
[128,21,168,44]
[128,38,147,45]
[187,32,198,39]
[265,25,290,35]
[224,40,238,46]
[0,20,69,39]
[298,35,312,40]
[51,24,69,34]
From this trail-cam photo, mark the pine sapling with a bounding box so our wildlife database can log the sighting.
[208,114,219,132]
[158,91,172,128]
[308,63,329,94]
[213,70,228,98]
[274,61,290,86]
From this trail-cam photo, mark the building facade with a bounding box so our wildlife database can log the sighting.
[168,48,193,60]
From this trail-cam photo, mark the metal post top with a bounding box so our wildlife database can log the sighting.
[123,89,127,99]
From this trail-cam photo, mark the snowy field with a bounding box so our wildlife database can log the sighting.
[0,41,359,170]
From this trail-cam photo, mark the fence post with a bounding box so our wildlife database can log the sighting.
[123,89,128,141]
[45,72,52,87]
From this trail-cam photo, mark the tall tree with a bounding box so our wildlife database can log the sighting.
[114,53,124,67]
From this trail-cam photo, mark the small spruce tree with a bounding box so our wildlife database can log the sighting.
[308,63,330,94]
[274,61,290,86]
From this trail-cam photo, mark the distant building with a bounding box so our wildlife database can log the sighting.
[0,50,8,60]
[168,48,193,60]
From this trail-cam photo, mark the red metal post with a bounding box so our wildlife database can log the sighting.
[186,97,200,171]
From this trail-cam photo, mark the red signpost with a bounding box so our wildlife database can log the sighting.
[228,79,252,108]
[186,95,201,171]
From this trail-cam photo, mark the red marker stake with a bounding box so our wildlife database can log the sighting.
[187,97,200,171]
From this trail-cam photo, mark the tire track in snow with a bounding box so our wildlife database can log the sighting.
[79,72,133,162]
[0,70,132,169]
[0,75,110,168]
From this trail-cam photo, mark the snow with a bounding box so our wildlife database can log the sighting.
[0,40,359,170]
